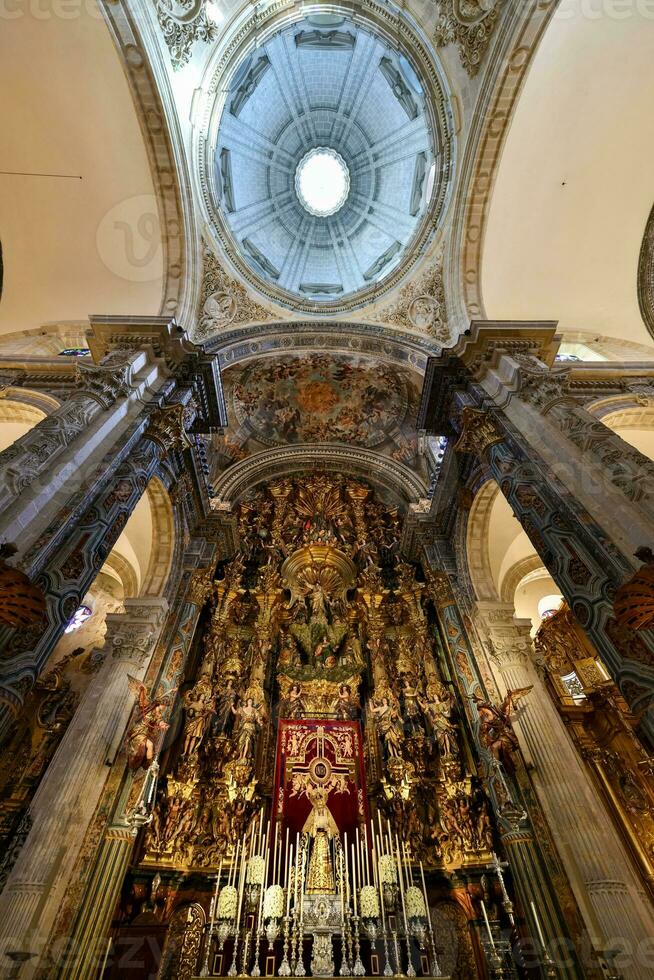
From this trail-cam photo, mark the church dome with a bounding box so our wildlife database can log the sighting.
[202,11,455,313]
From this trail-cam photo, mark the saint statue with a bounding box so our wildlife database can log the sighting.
[302,785,339,893]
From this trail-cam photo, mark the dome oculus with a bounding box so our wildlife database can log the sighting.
[204,9,455,311]
[295,148,350,218]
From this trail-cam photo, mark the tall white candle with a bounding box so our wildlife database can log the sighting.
[394,834,409,934]
[344,832,350,907]
[363,825,371,885]
[258,843,270,930]
[419,862,433,938]
[480,900,496,950]
[211,858,223,926]
[284,827,289,887]
[287,843,294,917]
[351,841,358,916]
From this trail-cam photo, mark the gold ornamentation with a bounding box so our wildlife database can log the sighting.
[453,407,504,457]
[614,547,654,631]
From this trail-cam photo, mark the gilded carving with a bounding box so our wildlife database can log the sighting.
[434,0,502,76]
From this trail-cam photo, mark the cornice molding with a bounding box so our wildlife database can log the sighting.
[210,445,428,506]
[205,320,441,373]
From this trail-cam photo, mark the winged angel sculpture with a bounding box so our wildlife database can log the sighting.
[473,687,533,776]
[125,677,177,770]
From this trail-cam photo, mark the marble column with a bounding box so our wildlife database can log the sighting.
[483,350,654,560]
[450,398,654,739]
[55,567,216,980]
[426,571,586,979]
[0,437,162,741]
[475,602,654,980]
[0,350,168,558]
[0,599,169,978]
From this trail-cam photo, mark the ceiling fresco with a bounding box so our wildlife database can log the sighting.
[211,352,426,481]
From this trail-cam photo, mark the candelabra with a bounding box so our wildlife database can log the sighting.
[382,925,393,978]
[279,914,292,977]
[251,920,263,978]
[293,907,306,977]
[241,929,253,977]
[351,914,365,976]
[217,919,231,950]
[390,922,403,978]
[199,920,214,978]
[227,930,240,978]
[405,928,416,978]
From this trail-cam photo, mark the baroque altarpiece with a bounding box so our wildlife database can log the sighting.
[104,475,531,980]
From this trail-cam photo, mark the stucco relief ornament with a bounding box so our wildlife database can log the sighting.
[434,0,502,77]
[154,0,217,70]
[195,245,275,340]
[75,360,131,409]
[370,259,449,341]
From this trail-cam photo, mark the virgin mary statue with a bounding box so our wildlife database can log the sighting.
[302,785,339,893]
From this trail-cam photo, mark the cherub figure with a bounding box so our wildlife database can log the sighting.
[474,687,533,775]
[233,696,265,763]
[125,678,176,770]
[371,691,404,759]
[182,678,215,757]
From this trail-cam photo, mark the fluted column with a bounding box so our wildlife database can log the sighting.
[487,350,654,558]
[476,602,654,980]
[426,571,586,979]
[0,436,162,741]
[0,349,166,556]
[56,567,216,980]
[0,599,169,977]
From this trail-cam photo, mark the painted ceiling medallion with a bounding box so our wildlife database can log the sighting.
[199,5,455,314]
[295,148,350,218]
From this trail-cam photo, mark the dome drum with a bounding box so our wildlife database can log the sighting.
[196,1,456,314]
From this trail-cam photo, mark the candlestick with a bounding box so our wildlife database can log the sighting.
[287,843,294,917]
[363,825,371,886]
[395,832,414,977]
[284,827,289,886]
[377,811,385,855]
[480,900,496,951]
[419,862,440,978]
[212,859,222,925]
[294,833,300,908]
[272,821,278,888]
[252,842,270,978]
[351,842,358,916]
[344,832,350,907]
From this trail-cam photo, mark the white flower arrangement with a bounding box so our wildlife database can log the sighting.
[405,886,426,919]
[263,883,285,919]
[217,884,238,919]
[247,854,265,885]
[359,885,380,919]
[378,854,398,884]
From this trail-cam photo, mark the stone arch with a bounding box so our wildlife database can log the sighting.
[466,480,561,630]
[211,445,428,508]
[102,552,139,600]
[141,475,175,597]
[465,480,499,601]
[0,395,50,451]
[585,400,654,464]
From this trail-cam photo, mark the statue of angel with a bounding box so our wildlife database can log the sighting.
[125,677,176,770]
[473,687,533,776]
